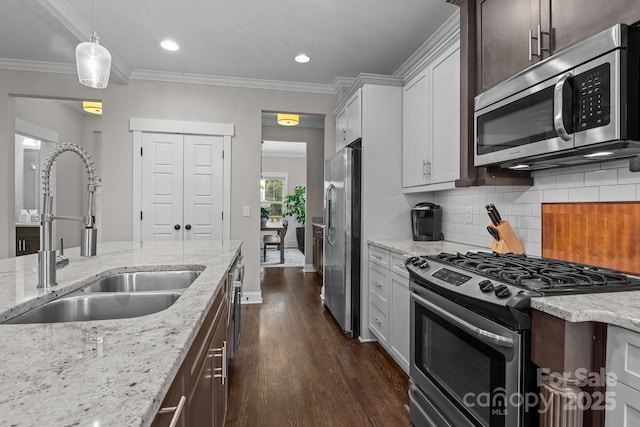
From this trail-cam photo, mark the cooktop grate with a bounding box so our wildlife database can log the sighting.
[429,251,640,294]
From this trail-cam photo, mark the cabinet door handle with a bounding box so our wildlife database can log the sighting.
[374,317,381,324]
[374,281,382,288]
[423,159,432,177]
[158,395,186,427]
[212,340,227,385]
[529,25,548,60]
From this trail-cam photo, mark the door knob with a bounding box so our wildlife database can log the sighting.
[185,224,192,230]
[174,224,181,230]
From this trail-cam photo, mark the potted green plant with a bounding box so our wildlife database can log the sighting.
[282,186,306,253]
[260,206,270,226]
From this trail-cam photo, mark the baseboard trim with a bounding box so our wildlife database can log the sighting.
[303,264,317,273]
[241,291,263,304]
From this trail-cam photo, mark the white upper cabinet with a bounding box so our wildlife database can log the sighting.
[429,41,460,185]
[336,88,362,151]
[403,71,430,187]
[402,39,460,192]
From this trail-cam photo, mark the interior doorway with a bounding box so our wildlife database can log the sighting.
[260,111,324,269]
[260,141,306,267]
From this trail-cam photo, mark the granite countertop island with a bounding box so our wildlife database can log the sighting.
[0,240,242,426]
[369,239,640,334]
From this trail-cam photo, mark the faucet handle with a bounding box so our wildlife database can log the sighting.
[56,237,69,270]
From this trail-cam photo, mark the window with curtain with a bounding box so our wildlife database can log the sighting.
[260,172,288,220]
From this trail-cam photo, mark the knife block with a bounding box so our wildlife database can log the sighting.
[489,221,525,254]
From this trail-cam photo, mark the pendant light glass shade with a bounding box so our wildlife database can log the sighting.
[76,33,111,89]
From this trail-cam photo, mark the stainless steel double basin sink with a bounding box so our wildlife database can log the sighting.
[4,269,202,325]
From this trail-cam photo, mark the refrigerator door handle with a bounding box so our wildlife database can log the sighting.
[326,184,335,246]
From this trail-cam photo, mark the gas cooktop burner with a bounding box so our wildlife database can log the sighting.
[430,251,640,294]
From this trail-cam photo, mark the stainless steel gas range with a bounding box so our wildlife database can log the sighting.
[405,251,640,427]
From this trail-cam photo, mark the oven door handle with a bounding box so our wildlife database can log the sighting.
[412,291,514,349]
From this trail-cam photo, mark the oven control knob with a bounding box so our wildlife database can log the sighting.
[478,280,494,293]
[494,285,512,299]
[419,260,429,269]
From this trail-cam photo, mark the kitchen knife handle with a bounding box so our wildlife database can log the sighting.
[490,204,502,223]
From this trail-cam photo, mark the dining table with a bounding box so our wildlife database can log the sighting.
[261,221,285,264]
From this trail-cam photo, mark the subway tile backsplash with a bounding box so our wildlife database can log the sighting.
[426,159,640,256]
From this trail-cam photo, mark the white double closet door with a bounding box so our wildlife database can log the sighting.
[141,133,224,241]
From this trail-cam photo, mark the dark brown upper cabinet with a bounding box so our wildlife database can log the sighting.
[450,0,640,187]
[477,0,543,92]
[477,0,640,93]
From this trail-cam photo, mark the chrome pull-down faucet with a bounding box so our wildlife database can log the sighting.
[38,144,99,288]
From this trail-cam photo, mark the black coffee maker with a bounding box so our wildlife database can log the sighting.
[411,202,443,241]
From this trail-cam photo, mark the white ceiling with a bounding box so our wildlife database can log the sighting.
[0,0,458,92]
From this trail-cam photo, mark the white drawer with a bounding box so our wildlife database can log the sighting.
[605,380,640,427]
[369,295,388,347]
[369,262,390,306]
[369,245,390,268]
[607,325,640,391]
[390,251,409,279]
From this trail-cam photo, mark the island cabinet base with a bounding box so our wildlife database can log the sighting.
[152,279,229,427]
[531,309,607,427]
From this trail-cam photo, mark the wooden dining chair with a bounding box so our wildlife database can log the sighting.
[263,219,288,262]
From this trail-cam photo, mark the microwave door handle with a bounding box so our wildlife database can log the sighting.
[412,290,514,349]
[553,72,573,141]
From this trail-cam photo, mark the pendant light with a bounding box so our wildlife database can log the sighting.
[75,0,111,89]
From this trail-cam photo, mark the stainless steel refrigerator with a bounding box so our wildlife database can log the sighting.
[324,139,361,338]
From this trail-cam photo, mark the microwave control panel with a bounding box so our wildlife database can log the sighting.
[574,63,611,131]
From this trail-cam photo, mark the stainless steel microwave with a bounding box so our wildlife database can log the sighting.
[474,24,640,170]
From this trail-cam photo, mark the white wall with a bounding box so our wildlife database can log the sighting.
[261,154,306,249]
[407,159,640,256]
[13,97,89,248]
[0,69,336,299]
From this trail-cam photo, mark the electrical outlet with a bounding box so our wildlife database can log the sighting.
[465,206,473,224]
[242,205,250,217]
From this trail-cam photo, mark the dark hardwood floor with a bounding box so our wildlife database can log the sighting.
[226,267,410,426]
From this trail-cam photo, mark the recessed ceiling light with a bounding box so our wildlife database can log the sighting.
[508,164,530,170]
[161,40,179,51]
[295,54,311,64]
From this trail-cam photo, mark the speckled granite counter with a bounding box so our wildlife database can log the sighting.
[530,293,640,334]
[0,240,241,426]
[367,239,487,256]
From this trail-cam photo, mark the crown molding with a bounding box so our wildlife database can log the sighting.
[128,69,338,94]
[332,76,356,93]
[334,73,404,113]
[0,58,76,75]
[394,9,460,82]
[37,0,131,84]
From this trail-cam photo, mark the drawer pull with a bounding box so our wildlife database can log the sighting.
[158,395,186,427]
[373,254,383,260]
[212,340,227,385]
[393,264,405,270]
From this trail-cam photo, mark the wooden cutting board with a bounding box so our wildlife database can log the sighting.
[542,202,640,275]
